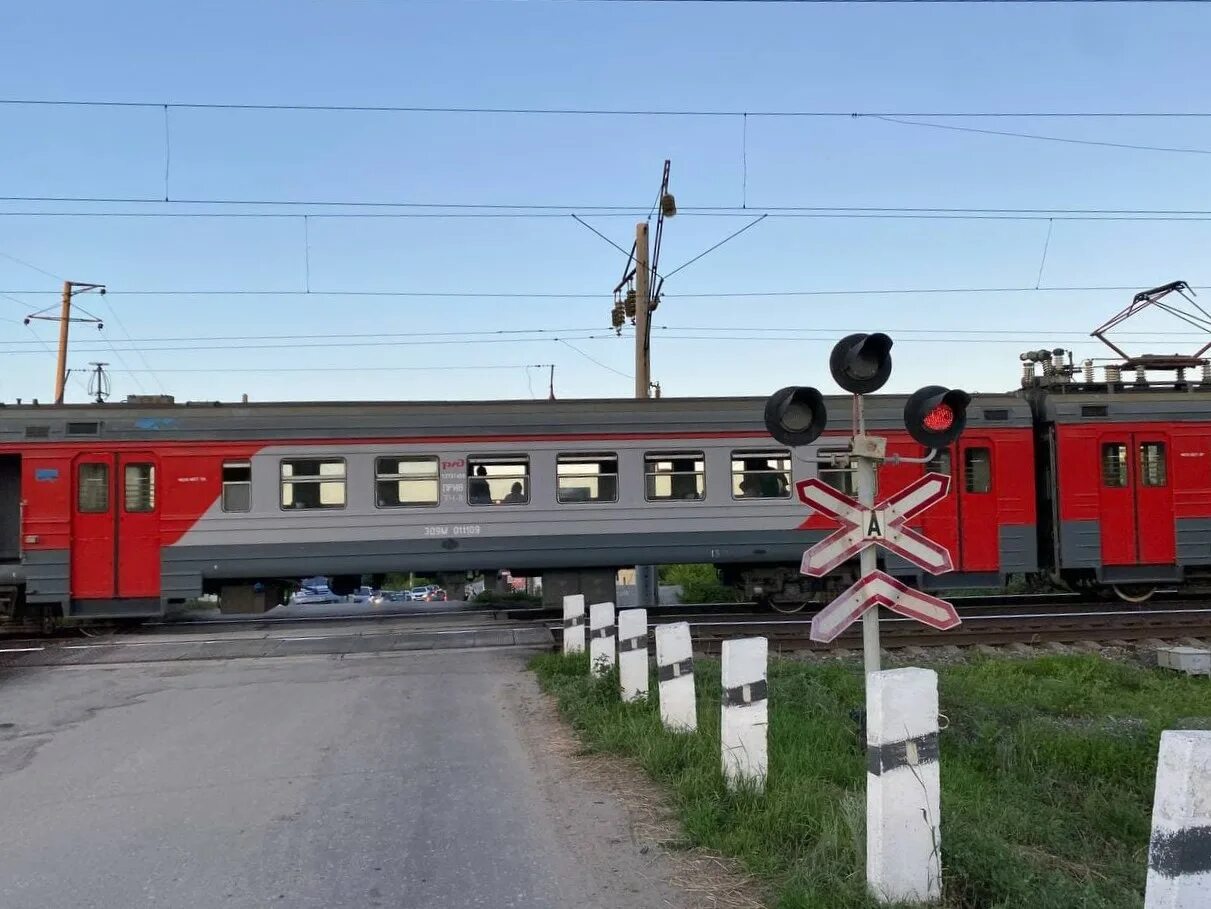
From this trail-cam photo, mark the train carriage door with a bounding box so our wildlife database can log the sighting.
[117,453,160,598]
[1097,432,1175,566]
[917,447,960,565]
[71,454,117,598]
[1134,435,1175,565]
[956,438,999,571]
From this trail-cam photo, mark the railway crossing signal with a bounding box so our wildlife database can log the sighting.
[763,333,971,667]
[830,332,894,395]
[765,331,969,909]
[903,385,972,449]
[796,473,955,577]
[763,385,828,447]
[809,570,960,643]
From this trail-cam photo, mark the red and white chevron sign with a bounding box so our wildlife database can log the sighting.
[796,472,954,577]
[810,570,961,643]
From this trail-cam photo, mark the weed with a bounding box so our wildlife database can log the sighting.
[531,651,1190,908]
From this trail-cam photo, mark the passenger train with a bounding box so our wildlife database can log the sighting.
[0,353,1204,627]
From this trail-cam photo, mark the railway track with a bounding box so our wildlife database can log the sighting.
[544,601,1211,653]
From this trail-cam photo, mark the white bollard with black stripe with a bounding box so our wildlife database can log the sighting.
[618,608,649,702]
[720,636,768,790]
[1145,730,1211,908]
[655,622,696,732]
[562,594,586,655]
[866,667,942,904]
[588,601,616,678]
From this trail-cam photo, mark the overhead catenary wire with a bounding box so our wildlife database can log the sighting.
[0,283,1205,299]
[105,363,560,374]
[11,196,1211,221]
[869,115,1211,156]
[8,97,1211,118]
[3,325,1206,357]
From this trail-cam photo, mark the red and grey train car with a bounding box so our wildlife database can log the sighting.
[0,393,1036,625]
[1029,385,1211,602]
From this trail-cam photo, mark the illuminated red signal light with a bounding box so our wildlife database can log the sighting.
[923,403,954,432]
[904,385,970,448]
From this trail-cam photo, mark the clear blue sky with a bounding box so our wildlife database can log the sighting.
[3,0,1211,403]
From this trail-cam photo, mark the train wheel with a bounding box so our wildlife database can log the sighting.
[1111,583,1155,604]
[769,599,808,615]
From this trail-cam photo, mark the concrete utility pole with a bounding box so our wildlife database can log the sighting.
[633,220,657,604]
[634,220,652,399]
[25,281,106,404]
[53,282,72,406]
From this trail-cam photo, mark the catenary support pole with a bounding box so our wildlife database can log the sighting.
[53,281,72,405]
[866,667,942,904]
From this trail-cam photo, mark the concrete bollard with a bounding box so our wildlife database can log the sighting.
[655,622,696,732]
[618,608,649,702]
[562,594,586,655]
[866,667,942,904]
[1145,730,1211,908]
[720,637,768,790]
[588,601,616,678]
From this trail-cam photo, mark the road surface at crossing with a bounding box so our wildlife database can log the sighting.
[0,647,693,909]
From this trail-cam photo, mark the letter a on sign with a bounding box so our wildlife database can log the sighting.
[867,512,882,537]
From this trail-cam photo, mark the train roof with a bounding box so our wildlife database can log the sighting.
[0,392,1033,444]
[1032,385,1211,424]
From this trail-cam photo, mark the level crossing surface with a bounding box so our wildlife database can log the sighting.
[0,647,691,909]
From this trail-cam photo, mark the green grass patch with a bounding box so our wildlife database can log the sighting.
[531,651,1208,908]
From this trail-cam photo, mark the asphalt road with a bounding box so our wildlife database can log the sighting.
[0,648,688,909]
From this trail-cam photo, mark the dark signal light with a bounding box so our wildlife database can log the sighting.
[829,333,894,395]
[764,386,828,447]
[904,385,971,448]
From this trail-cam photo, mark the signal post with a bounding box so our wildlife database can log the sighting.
[764,333,970,904]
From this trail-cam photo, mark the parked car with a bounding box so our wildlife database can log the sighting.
[371,590,412,605]
[290,583,339,605]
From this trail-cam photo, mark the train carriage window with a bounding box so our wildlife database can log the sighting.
[376,456,439,507]
[1101,443,1128,488]
[1140,442,1168,487]
[222,461,252,513]
[557,454,618,503]
[964,448,992,494]
[124,463,156,512]
[281,458,346,509]
[467,456,529,505]
[77,463,109,513]
[817,447,855,496]
[645,452,705,501]
[731,449,790,499]
[926,448,952,476]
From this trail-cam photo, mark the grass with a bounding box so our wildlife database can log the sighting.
[659,563,740,603]
[530,651,1211,908]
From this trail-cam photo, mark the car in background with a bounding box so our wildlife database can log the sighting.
[371,590,413,605]
[290,583,340,605]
